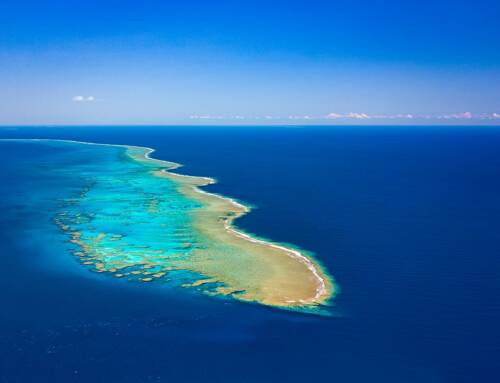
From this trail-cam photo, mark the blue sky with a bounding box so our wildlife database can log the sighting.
[0,0,499,125]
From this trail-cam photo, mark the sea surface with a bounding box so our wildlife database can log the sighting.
[0,126,499,382]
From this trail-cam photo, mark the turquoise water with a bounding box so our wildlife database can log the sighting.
[2,140,211,289]
[50,141,202,282]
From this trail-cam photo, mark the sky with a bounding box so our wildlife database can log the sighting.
[0,0,499,125]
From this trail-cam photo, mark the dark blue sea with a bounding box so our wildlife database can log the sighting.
[1,126,499,382]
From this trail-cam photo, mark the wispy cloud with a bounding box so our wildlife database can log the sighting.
[189,115,226,120]
[325,112,500,121]
[189,112,500,122]
[72,96,96,102]
[438,112,473,120]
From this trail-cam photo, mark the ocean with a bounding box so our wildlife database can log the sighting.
[0,126,499,382]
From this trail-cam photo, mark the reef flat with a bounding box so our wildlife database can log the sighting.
[8,139,334,311]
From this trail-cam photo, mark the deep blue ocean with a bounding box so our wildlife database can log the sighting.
[0,126,499,382]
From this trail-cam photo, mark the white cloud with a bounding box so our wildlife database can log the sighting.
[72,95,96,102]
[324,112,498,120]
[286,115,317,120]
[188,112,500,122]
[346,112,371,119]
[326,113,343,119]
[440,112,473,119]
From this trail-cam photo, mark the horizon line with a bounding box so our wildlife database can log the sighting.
[1,123,500,128]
